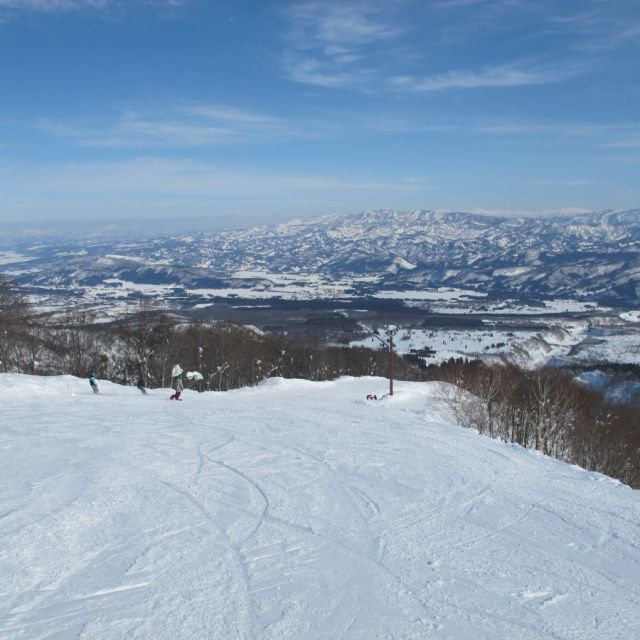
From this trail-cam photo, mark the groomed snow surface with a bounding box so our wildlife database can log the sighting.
[1,375,639,640]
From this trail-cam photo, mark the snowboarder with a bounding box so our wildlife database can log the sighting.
[170,364,184,400]
[137,378,147,395]
[89,374,99,394]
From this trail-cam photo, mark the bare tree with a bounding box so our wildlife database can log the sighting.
[54,309,103,377]
[19,316,51,374]
[0,278,32,371]
[530,368,577,457]
[119,299,175,387]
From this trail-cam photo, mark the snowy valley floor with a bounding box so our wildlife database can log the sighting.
[1,374,639,640]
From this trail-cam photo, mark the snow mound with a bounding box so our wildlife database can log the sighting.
[1,374,639,639]
[621,310,640,323]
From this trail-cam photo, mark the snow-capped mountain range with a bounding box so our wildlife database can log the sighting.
[2,208,639,305]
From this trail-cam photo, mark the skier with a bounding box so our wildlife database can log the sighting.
[137,377,147,395]
[89,373,99,394]
[170,364,184,400]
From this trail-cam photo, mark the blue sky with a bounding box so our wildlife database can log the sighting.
[1,0,639,229]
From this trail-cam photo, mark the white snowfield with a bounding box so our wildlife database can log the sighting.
[1,375,639,640]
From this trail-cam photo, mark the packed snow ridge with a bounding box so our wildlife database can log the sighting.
[1,374,639,639]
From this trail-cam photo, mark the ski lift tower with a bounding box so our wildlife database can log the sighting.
[386,325,398,396]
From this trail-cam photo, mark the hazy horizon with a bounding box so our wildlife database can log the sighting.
[3,206,636,240]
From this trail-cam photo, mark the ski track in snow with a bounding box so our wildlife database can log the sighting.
[1,374,639,639]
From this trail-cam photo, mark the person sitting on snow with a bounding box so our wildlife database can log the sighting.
[186,370,204,392]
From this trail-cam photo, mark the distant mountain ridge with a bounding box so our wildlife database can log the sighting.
[241,208,640,301]
[2,208,640,305]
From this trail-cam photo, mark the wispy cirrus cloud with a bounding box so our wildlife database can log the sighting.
[0,0,104,9]
[471,120,640,150]
[353,114,640,150]
[0,0,186,15]
[287,1,401,46]
[1,157,427,196]
[531,180,592,188]
[430,0,640,47]
[390,61,585,92]
[35,104,296,148]
[34,104,640,153]
[280,0,596,93]
[281,1,407,90]
[546,1,640,51]
[604,136,640,149]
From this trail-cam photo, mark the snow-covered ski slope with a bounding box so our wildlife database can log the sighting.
[1,375,639,640]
